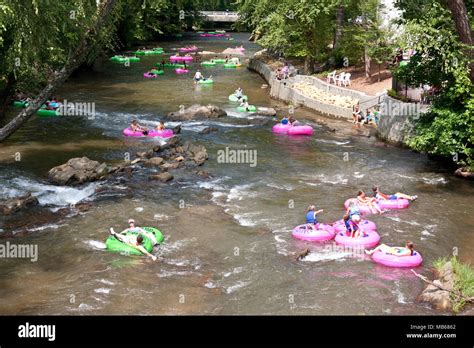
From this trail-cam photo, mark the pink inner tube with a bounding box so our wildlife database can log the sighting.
[123,128,174,138]
[377,198,410,209]
[372,250,422,268]
[344,199,381,216]
[143,73,158,78]
[169,56,193,61]
[272,123,291,134]
[175,68,189,74]
[335,229,380,248]
[332,219,377,233]
[179,47,197,52]
[287,125,314,136]
[291,223,336,242]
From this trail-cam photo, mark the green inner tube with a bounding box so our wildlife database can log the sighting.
[150,69,164,75]
[201,61,216,67]
[198,79,214,84]
[161,63,185,68]
[105,227,164,256]
[237,105,257,112]
[13,100,28,108]
[111,56,140,63]
[37,108,59,117]
[211,59,226,64]
[135,49,163,55]
[207,31,216,34]
[228,94,248,102]
[196,31,205,34]
[224,63,238,68]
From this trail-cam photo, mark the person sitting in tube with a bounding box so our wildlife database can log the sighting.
[147,69,157,77]
[357,190,384,215]
[240,99,250,111]
[155,121,166,131]
[288,116,301,126]
[365,241,415,256]
[234,87,244,99]
[109,219,160,259]
[372,185,418,202]
[305,205,323,229]
[348,214,365,238]
[130,119,148,135]
[194,70,203,84]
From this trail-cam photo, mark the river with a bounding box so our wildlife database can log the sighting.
[0,32,473,315]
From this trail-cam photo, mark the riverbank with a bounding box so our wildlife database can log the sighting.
[417,256,474,313]
[247,51,473,179]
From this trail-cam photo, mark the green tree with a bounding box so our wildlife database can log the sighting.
[394,0,474,169]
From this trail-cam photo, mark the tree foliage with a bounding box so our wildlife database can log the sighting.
[393,0,474,168]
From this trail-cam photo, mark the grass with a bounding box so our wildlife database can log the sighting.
[432,256,474,312]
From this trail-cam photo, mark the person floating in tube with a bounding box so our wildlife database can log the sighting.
[305,205,323,230]
[365,241,414,256]
[154,121,166,131]
[194,70,203,84]
[234,87,244,100]
[130,119,149,136]
[240,99,250,112]
[288,116,301,126]
[372,185,418,202]
[109,219,160,260]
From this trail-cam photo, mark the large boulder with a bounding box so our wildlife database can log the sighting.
[0,192,38,214]
[48,157,113,185]
[167,104,227,121]
[418,261,454,311]
[256,107,277,116]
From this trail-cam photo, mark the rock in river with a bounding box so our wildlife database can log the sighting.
[48,157,113,185]
[149,172,174,182]
[0,192,39,215]
[167,104,227,121]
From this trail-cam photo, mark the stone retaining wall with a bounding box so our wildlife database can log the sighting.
[248,57,423,146]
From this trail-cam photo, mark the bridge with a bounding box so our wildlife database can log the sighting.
[200,11,240,22]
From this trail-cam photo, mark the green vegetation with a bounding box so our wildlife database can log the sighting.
[433,256,474,312]
[393,0,474,170]
[0,0,231,140]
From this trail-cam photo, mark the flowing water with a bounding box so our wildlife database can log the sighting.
[0,33,473,315]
